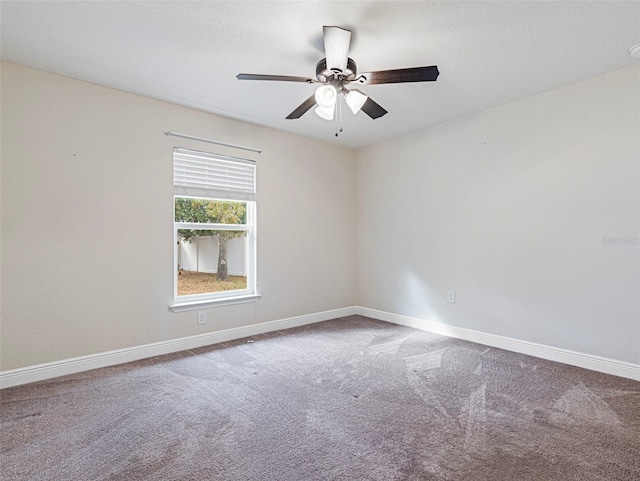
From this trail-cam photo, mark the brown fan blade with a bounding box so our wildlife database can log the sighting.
[237,74,316,83]
[286,94,317,119]
[360,97,388,119]
[355,66,439,85]
[323,26,351,72]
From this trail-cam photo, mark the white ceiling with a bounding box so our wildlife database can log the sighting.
[2,1,639,149]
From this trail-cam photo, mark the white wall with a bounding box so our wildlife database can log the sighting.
[356,65,640,364]
[2,60,638,374]
[0,62,356,371]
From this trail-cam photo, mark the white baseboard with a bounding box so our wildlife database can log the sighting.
[355,306,640,382]
[3,305,638,388]
[0,306,357,389]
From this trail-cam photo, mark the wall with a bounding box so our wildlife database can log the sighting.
[0,62,356,371]
[2,60,638,374]
[356,65,640,364]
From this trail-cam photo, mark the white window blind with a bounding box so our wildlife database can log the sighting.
[173,148,256,201]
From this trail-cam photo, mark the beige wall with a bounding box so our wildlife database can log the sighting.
[2,61,638,373]
[356,65,640,364]
[0,62,356,371]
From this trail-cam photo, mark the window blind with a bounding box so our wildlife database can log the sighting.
[173,148,256,201]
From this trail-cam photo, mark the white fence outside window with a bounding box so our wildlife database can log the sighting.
[178,236,246,276]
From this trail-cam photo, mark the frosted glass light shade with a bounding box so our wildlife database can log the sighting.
[345,89,368,114]
[315,105,335,120]
[315,85,337,108]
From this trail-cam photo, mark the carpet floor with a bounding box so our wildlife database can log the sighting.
[1,315,639,480]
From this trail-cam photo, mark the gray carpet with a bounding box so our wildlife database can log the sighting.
[1,315,639,480]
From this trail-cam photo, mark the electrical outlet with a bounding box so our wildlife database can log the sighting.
[447,290,456,303]
[197,311,207,325]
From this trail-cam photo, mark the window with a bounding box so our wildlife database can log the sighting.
[171,148,258,311]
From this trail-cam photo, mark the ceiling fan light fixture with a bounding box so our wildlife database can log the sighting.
[345,89,368,114]
[315,104,335,120]
[315,84,337,108]
[237,25,438,128]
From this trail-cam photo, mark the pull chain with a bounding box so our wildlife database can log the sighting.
[335,98,344,137]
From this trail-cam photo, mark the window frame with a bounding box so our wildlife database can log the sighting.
[169,149,259,312]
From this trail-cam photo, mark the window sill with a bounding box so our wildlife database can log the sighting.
[169,294,261,313]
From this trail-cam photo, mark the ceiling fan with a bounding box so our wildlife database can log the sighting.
[237,26,439,126]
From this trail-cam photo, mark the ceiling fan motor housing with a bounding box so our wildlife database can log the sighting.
[316,58,357,84]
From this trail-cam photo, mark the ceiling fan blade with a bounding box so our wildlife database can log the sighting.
[323,26,351,72]
[360,97,388,119]
[237,73,316,83]
[285,94,317,119]
[355,66,439,85]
